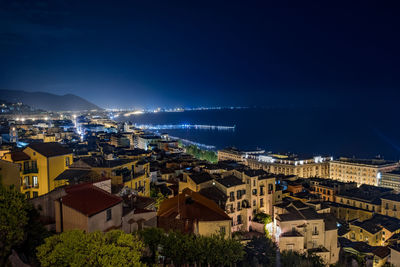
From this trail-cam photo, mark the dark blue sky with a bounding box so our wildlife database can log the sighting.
[0,1,399,109]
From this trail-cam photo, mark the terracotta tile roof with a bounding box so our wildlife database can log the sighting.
[373,246,390,259]
[62,184,122,216]
[158,188,230,221]
[28,142,72,157]
[9,151,30,161]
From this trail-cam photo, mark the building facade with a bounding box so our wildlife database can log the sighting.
[330,158,399,186]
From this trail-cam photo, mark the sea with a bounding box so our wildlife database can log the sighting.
[118,107,400,160]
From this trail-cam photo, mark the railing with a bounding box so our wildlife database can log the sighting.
[23,168,39,174]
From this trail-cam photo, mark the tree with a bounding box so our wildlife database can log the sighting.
[244,236,277,266]
[139,227,164,265]
[16,203,52,264]
[0,184,29,265]
[281,250,325,267]
[159,232,244,266]
[37,230,145,267]
[155,192,166,210]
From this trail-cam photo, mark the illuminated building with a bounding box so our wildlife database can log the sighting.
[309,178,357,202]
[381,194,400,219]
[136,135,161,150]
[329,158,399,186]
[334,185,393,218]
[274,200,339,265]
[212,175,251,232]
[347,214,400,247]
[235,169,276,216]
[2,142,73,198]
[380,169,400,192]
[247,153,331,178]
[217,147,264,163]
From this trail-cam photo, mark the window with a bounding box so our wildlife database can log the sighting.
[313,226,318,235]
[230,192,235,201]
[24,161,29,171]
[25,192,30,199]
[253,200,256,206]
[219,226,226,235]
[237,215,242,224]
[33,192,38,198]
[65,157,70,167]
[260,198,264,207]
[32,161,37,170]
[33,176,38,187]
[237,201,241,211]
[24,176,29,186]
[106,209,112,221]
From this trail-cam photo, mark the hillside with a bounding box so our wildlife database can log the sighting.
[0,90,101,111]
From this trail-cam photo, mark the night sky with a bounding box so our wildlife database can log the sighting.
[0,1,399,109]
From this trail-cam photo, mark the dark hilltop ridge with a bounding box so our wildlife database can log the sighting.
[0,89,101,111]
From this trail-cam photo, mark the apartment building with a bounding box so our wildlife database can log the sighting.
[381,194,400,219]
[70,156,150,197]
[274,201,339,265]
[335,185,393,215]
[217,147,265,163]
[233,169,277,216]
[247,154,331,178]
[213,175,251,232]
[309,178,357,202]
[380,170,400,192]
[2,142,73,198]
[330,158,399,186]
[348,214,400,246]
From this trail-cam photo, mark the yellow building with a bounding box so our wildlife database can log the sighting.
[178,172,214,193]
[217,148,246,162]
[334,185,393,216]
[330,158,399,186]
[348,215,400,246]
[0,159,20,188]
[381,194,400,219]
[2,142,73,198]
[70,157,150,197]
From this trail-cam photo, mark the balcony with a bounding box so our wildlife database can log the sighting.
[22,184,32,189]
[23,168,38,174]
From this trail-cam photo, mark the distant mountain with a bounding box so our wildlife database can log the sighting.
[0,90,101,111]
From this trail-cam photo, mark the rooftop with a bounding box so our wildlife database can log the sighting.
[77,157,134,168]
[158,188,230,221]
[188,172,214,184]
[217,175,244,188]
[381,194,400,202]
[62,183,122,217]
[8,151,30,161]
[28,142,72,157]
[335,157,398,166]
